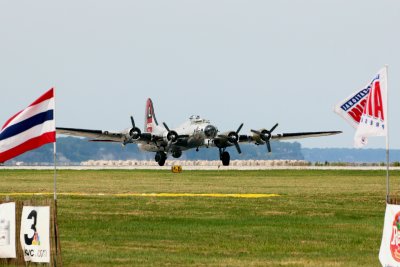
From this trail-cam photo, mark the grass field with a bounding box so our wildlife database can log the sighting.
[0,169,393,266]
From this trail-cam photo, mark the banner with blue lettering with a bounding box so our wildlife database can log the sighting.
[334,67,387,147]
[20,206,50,263]
[334,85,370,129]
[353,68,387,147]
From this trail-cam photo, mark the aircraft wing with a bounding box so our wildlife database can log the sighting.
[57,127,124,142]
[213,125,341,154]
[232,130,342,153]
[270,131,342,141]
[56,127,154,143]
[213,135,231,148]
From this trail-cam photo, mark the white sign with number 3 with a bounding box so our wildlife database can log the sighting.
[20,206,50,263]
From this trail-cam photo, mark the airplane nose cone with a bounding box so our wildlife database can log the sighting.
[204,125,217,138]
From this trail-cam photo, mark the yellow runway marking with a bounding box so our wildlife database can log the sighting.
[0,192,279,199]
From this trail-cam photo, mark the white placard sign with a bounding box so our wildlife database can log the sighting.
[20,206,50,263]
[379,204,400,267]
[0,202,16,258]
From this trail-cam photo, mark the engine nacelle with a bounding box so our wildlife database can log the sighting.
[251,129,269,144]
[227,131,239,144]
[128,127,141,140]
[163,130,179,143]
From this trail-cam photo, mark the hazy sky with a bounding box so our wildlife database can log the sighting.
[0,1,399,148]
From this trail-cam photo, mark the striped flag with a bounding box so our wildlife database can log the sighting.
[0,88,55,163]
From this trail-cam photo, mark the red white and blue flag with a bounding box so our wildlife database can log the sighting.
[0,88,55,163]
[334,68,387,147]
[334,85,370,129]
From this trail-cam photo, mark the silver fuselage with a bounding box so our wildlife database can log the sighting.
[138,116,216,152]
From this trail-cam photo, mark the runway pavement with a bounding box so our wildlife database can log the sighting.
[1,165,399,171]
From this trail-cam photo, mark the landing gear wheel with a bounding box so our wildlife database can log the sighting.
[155,152,167,166]
[221,151,230,166]
[172,150,182,159]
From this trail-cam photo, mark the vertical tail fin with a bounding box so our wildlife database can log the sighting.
[144,98,158,133]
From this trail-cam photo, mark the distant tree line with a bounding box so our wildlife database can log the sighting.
[6,137,303,164]
[5,137,400,165]
[302,148,400,163]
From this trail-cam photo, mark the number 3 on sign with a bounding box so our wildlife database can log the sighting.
[24,210,37,245]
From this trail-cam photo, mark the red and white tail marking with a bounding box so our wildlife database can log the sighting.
[144,98,158,133]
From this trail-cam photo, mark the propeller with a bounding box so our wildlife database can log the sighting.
[228,123,244,154]
[251,123,278,153]
[130,116,135,128]
[162,122,185,153]
[128,115,141,140]
[122,116,142,145]
[163,122,179,143]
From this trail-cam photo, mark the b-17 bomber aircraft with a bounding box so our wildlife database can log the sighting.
[57,98,341,166]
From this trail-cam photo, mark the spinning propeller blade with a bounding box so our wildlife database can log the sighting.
[230,123,244,154]
[236,123,243,134]
[162,122,170,132]
[130,116,135,128]
[270,123,278,133]
[251,123,279,153]
[162,122,187,153]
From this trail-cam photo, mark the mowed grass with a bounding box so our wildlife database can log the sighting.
[0,169,392,266]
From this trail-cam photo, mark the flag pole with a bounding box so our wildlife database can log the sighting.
[385,65,390,203]
[52,87,60,265]
[53,87,57,201]
[54,143,57,201]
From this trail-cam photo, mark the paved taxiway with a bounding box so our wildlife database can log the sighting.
[1,165,399,170]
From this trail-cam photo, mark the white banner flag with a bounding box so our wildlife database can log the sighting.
[354,67,387,147]
[20,206,50,263]
[379,204,400,267]
[0,202,16,258]
[334,87,370,129]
